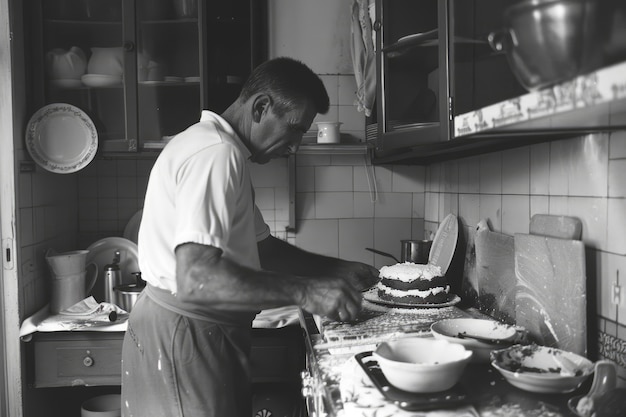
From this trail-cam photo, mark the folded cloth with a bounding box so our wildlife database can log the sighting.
[252,305,300,328]
[339,355,479,417]
[351,0,376,117]
[19,297,128,338]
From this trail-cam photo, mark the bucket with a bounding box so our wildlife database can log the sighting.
[81,394,121,417]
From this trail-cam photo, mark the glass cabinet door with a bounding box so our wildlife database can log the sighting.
[136,0,202,149]
[38,0,130,151]
[27,0,205,152]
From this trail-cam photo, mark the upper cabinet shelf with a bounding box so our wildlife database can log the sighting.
[371,0,626,165]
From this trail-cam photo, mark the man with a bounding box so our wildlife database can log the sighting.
[121,57,380,417]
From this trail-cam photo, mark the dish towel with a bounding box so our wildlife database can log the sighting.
[339,355,479,417]
[351,0,376,117]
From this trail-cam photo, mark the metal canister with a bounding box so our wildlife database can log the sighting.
[103,251,122,304]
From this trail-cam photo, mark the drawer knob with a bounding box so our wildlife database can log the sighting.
[83,356,94,367]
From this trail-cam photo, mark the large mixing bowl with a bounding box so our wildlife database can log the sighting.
[488,0,604,91]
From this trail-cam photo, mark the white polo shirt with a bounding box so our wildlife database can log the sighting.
[138,111,270,293]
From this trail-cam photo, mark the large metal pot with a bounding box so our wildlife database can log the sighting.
[488,0,604,91]
[114,273,145,312]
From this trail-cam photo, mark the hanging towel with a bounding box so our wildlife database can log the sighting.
[351,0,376,117]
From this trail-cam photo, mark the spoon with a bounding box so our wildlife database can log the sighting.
[455,332,513,345]
[365,248,400,263]
[568,360,617,416]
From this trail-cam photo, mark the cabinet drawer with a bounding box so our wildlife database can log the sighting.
[32,332,124,387]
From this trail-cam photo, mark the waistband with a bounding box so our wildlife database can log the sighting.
[145,284,257,327]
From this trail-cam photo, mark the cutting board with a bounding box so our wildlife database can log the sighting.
[514,233,587,355]
[474,220,516,324]
[530,214,582,240]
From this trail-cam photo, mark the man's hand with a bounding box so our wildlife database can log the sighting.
[336,261,380,291]
[298,276,364,322]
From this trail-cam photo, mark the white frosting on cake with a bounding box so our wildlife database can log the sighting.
[377,283,450,298]
[379,262,443,282]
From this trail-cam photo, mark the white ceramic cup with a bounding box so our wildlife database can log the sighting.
[316,122,342,144]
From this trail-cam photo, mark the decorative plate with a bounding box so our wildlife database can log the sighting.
[25,103,98,174]
[363,288,461,308]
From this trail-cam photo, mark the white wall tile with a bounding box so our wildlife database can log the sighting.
[568,197,608,250]
[255,188,275,210]
[568,135,608,198]
[319,75,339,105]
[374,166,393,193]
[315,166,354,191]
[412,192,425,218]
[458,158,480,194]
[530,195,549,217]
[424,192,439,222]
[374,193,412,218]
[296,192,315,219]
[502,147,530,195]
[392,165,425,192]
[608,198,626,255]
[479,153,502,194]
[610,130,626,158]
[315,192,354,218]
[442,161,459,193]
[337,75,357,106]
[440,193,458,220]
[338,104,365,133]
[296,166,315,192]
[295,219,339,257]
[354,192,375,218]
[502,195,529,235]
[609,159,626,197]
[549,140,572,195]
[530,142,550,195]
[339,219,374,263]
[459,194,480,228]
[479,194,502,231]
[373,218,412,268]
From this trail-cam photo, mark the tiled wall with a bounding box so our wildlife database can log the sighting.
[422,131,626,385]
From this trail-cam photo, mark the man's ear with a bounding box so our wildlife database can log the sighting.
[252,94,272,123]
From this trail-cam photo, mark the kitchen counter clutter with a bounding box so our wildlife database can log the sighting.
[299,303,592,417]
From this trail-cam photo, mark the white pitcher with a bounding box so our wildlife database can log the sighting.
[46,46,87,80]
[46,249,98,313]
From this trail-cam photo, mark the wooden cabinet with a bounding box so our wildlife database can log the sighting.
[28,326,304,387]
[372,0,626,164]
[21,0,266,153]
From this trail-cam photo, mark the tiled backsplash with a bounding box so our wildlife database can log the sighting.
[16,82,626,387]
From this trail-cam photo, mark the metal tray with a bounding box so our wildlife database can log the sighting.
[354,351,468,411]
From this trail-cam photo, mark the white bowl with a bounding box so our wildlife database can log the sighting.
[82,74,122,88]
[431,318,517,362]
[373,337,472,393]
[81,394,121,417]
[491,344,594,394]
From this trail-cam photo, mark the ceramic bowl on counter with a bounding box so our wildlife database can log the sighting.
[430,318,518,362]
[491,344,594,394]
[373,337,472,393]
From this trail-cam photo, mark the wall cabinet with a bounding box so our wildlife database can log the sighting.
[22,0,266,153]
[372,0,626,164]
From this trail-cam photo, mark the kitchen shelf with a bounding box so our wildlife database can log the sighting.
[296,143,371,156]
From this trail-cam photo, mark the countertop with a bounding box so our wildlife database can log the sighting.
[298,303,583,417]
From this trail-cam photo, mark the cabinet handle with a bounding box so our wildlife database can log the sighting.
[123,41,135,52]
[83,356,94,367]
[373,20,381,31]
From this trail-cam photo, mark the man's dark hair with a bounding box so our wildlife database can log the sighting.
[239,57,330,116]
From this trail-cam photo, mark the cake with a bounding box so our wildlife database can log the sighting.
[377,262,449,304]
